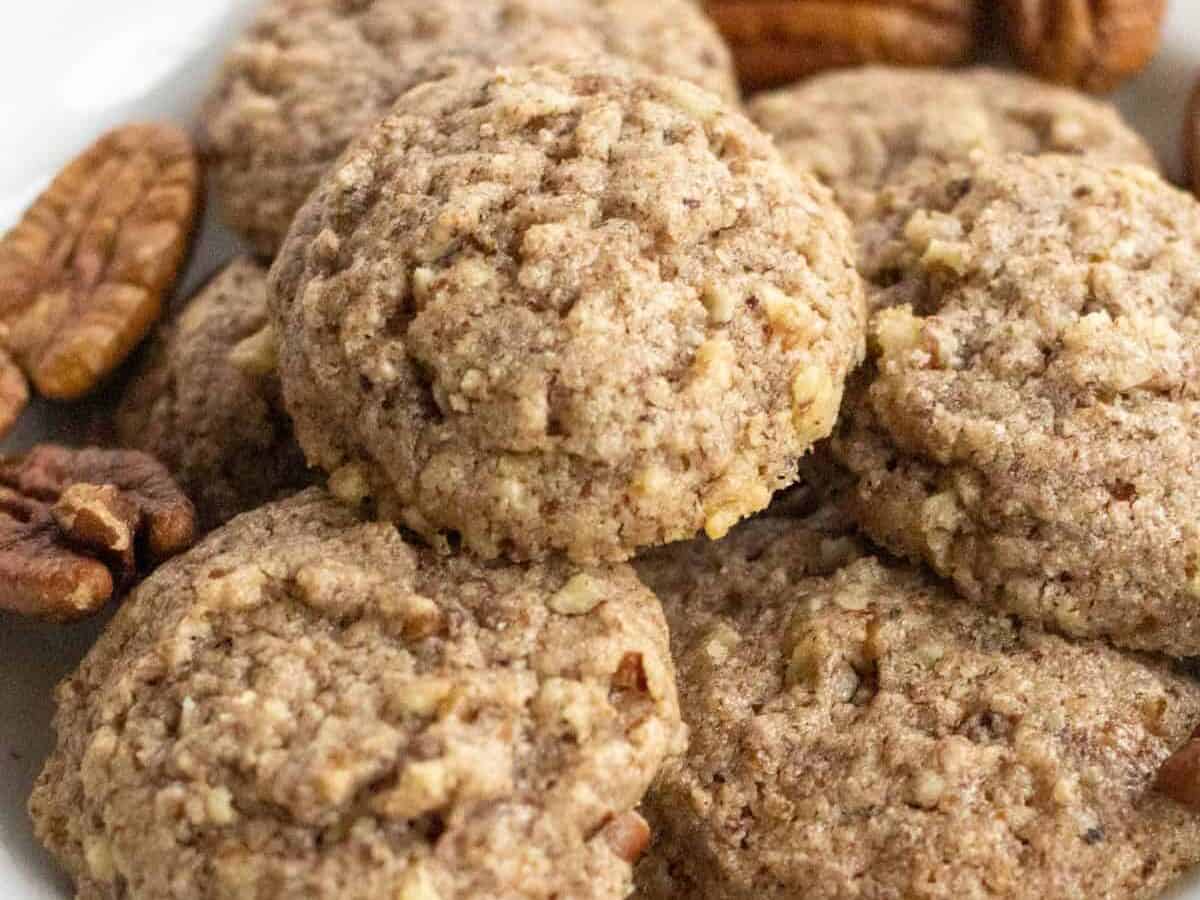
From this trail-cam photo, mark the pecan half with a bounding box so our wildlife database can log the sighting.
[0,123,200,401]
[0,348,29,439]
[1187,76,1200,199]
[0,445,196,621]
[1002,0,1166,93]
[1155,725,1200,809]
[703,0,976,89]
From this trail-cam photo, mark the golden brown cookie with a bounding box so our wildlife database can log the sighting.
[31,489,683,900]
[748,66,1156,226]
[116,258,310,531]
[270,62,866,563]
[200,0,738,255]
[634,516,1200,899]
[837,153,1200,655]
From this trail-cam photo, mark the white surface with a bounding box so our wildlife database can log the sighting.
[1,2,1200,897]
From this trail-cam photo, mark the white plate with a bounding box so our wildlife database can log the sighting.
[2,3,1200,897]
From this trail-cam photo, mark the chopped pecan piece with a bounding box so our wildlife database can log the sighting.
[613,651,651,694]
[0,445,196,621]
[1155,725,1200,809]
[0,123,200,400]
[600,810,652,864]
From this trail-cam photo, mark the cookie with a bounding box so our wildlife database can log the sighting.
[115,258,310,531]
[200,0,738,255]
[633,517,1200,900]
[270,62,866,563]
[834,154,1200,655]
[748,66,1157,226]
[30,488,683,900]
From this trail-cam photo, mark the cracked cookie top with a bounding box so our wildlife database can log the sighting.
[835,153,1200,654]
[200,0,738,254]
[270,62,865,563]
[31,489,683,900]
[634,517,1200,900]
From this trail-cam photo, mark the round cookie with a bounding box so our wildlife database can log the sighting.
[30,488,683,900]
[200,0,738,255]
[116,258,310,532]
[834,154,1200,655]
[633,518,1200,900]
[748,66,1157,226]
[271,62,866,563]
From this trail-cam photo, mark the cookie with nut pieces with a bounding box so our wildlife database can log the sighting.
[31,488,683,900]
[634,514,1200,900]
[270,61,866,563]
[748,66,1158,229]
[116,257,310,532]
[200,0,737,255]
[836,153,1200,655]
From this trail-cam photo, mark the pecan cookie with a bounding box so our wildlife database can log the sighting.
[634,517,1200,899]
[748,66,1156,226]
[271,62,865,563]
[200,0,737,255]
[116,258,310,531]
[31,488,683,900]
[836,154,1200,655]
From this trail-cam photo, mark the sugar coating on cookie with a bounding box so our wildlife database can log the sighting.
[271,63,865,563]
[200,0,738,254]
[30,489,683,900]
[115,258,310,531]
[634,518,1200,900]
[835,154,1200,655]
[748,66,1157,226]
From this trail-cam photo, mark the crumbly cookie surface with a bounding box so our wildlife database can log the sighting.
[634,518,1200,900]
[834,154,1200,655]
[30,489,683,900]
[115,258,309,531]
[200,0,738,254]
[748,66,1156,226]
[271,63,865,563]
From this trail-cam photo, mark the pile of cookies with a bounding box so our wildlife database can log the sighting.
[5,0,1200,898]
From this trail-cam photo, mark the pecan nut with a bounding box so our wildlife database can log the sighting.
[0,123,200,401]
[0,445,197,621]
[1155,725,1200,809]
[1002,0,1166,93]
[0,348,29,439]
[703,0,976,89]
[600,811,652,864]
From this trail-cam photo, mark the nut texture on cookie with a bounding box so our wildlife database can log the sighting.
[634,518,1200,900]
[271,63,865,563]
[200,0,738,255]
[836,154,1200,655]
[116,258,310,531]
[748,66,1156,226]
[30,489,683,900]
